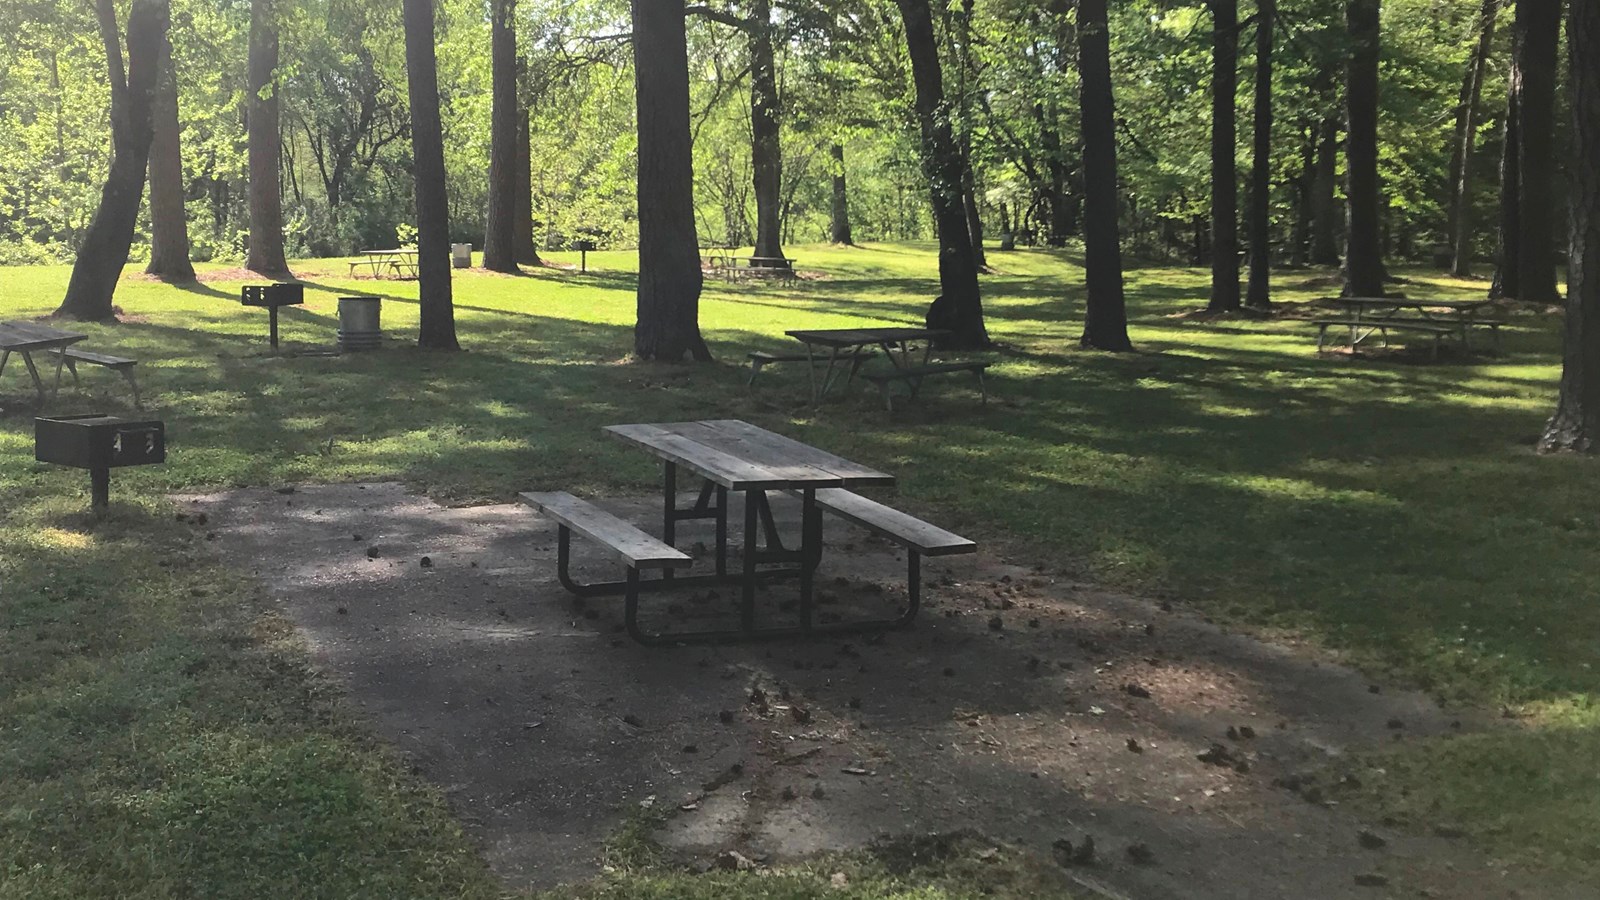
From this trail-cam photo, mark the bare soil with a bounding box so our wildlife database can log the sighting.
[183,483,1585,899]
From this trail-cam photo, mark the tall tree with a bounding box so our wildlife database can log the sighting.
[1343,0,1385,297]
[1208,0,1241,313]
[1447,0,1499,277]
[1513,0,1562,305]
[55,0,168,320]
[247,0,288,275]
[895,0,990,349]
[1491,85,1521,298]
[514,103,541,265]
[145,22,192,281]
[632,0,709,361]
[1245,0,1275,308]
[1310,107,1342,266]
[749,0,785,263]
[1077,0,1132,351]
[403,0,459,349]
[483,0,519,272]
[830,142,854,244]
[1540,0,1598,451]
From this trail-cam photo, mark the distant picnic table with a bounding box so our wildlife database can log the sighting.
[348,249,419,279]
[0,320,86,404]
[784,327,944,402]
[520,419,975,644]
[1315,296,1504,356]
[703,251,796,282]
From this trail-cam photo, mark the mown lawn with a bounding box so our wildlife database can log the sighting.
[2,243,1597,893]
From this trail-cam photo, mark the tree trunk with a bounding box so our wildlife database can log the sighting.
[247,0,288,275]
[403,0,459,350]
[1292,124,1314,266]
[895,0,989,349]
[57,0,168,320]
[749,0,785,263]
[145,25,192,280]
[1208,0,1241,312]
[483,0,518,272]
[1448,0,1498,276]
[1245,0,1275,308]
[964,180,987,270]
[1343,0,1385,297]
[632,0,709,361]
[1541,0,1600,451]
[1515,0,1562,305]
[1077,0,1132,351]
[514,101,541,265]
[1492,88,1521,298]
[829,142,853,244]
[1311,110,1341,265]
[1039,103,1071,246]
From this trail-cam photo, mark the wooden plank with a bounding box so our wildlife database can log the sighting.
[519,491,692,568]
[604,423,804,490]
[664,421,845,486]
[694,419,895,487]
[808,488,975,556]
[59,349,136,367]
[785,327,947,348]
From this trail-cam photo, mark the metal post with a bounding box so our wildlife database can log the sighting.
[269,306,280,350]
[662,462,676,582]
[715,485,728,577]
[741,490,759,632]
[90,467,110,513]
[580,248,588,274]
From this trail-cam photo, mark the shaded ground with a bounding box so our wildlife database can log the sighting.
[185,483,1580,899]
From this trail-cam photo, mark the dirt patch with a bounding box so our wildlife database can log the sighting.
[183,483,1586,899]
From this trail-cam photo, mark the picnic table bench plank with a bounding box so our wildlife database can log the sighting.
[519,491,692,568]
[807,488,976,556]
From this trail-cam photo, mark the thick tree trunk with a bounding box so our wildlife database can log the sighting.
[403,0,459,350]
[1208,0,1241,312]
[749,0,785,263]
[514,102,541,265]
[1541,0,1600,451]
[632,0,709,361]
[1515,0,1562,305]
[895,0,989,349]
[57,0,167,320]
[1492,89,1521,299]
[1245,0,1275,308]
[1077,0,1132,351]
[145,26,192,280]
[1311,111,1341,266]
[247,0,288,275]
[1343,0,1385,297]
[1448,0,1498,276]
[483,0,518,272]
[829,142,854,244]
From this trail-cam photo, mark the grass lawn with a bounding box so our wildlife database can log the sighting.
[2,242,1598,894]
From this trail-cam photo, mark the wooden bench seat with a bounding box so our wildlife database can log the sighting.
[1312,318,1455,359]
[520,491,693,645]
[860,361,990,410]
[788,488,975,630]
[50,348,142,408]
[746,349,877,386]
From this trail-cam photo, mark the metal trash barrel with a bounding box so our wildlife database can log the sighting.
[337,297,382,352]
[451,243,472,268]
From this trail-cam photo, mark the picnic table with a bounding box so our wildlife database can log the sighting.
[522,419,974,644]
[785,327,946,402]
[0,320,86,404]
[1318,296,1503,354]
[711,255,796,282]
[348,249,419,279]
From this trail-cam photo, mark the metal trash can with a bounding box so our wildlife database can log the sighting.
[337,297,382,352]
[451,243,472,268]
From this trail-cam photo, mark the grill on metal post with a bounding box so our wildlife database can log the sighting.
[35,414,166,514]
[240,284,306,350]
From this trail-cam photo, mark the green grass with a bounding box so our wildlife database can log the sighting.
[2,243,1598,892]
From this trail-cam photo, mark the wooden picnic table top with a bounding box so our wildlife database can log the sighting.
[359,248,418,257]
[0,320,87,352]
[785,327,947,348]
[604,419,894,492]
[1330,296,1493,312]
